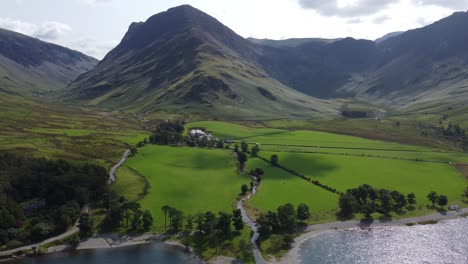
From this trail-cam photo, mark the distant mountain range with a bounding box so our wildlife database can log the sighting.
[2,5,468,120]
[0,28,97,96]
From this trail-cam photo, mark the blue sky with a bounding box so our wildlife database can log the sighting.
[1,0,465,59]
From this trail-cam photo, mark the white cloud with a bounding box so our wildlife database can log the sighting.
[298,0,400,17]
[414,0,468,9]
[0,18,72,41]
[78,0,112,6]
[68,37,118,59]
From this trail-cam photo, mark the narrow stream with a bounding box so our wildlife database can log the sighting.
[236,177,267,264]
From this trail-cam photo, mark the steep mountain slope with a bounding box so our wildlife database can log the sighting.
[256,11,468,110]
[375,31,404,43]
[64,5,338,120]
[256,37,378,98]
[0,28,98,95]
[342,11,468,108]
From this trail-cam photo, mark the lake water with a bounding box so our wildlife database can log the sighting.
[8,243,202,264]
[298,218,468,264]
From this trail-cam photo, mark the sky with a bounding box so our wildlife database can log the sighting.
[0,0,466,59]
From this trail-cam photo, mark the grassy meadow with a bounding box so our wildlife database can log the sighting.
[123,145,252,231]
[245,158,339,221]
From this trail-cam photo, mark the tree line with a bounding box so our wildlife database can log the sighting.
[0,153,109,248]
[338,184,418,218]
[256,203,310,254]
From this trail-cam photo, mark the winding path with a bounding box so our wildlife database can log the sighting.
[0,206,89,257]
[0,149,130,258]
[109,149,131,184]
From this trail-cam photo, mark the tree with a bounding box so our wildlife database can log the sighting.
[232,209,244,232]
[463,186,468,198]
[124,210,131,230]
[161,205,171,230]
[185,214,194,233]
[78,213,94,238]
[407,193,416,207]
[256,168,265,175]
[238,152,248,171]
[392,191,407,213]
[69,235,80,249]
[277,203,296,232]
[215,212,232,238]
[270,155,279,166]
[256,213,271,237]
[437,195,448,209]
[427,191,438,207]
[234,144,239,153]
[142,210,153,231]
[338,193,356,217]
[240,141,249,153]
[251,145,260,156]
[216,140,224,149]
[266,211,280,233]
[241,184,249,195]
[296,203,311,222]
[169,209,184,232]
[195,213,204,233]
[131,210,142,231]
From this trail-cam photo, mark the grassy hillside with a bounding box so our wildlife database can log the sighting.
[0,92,147,166]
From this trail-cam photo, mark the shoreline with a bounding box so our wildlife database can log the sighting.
[2,209,466,263]
[276,208,468,264]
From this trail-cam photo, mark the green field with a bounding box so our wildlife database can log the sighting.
[245,158,339,221]
[186,121,286,139]
[259,151,466,206]
[123,145,251,231]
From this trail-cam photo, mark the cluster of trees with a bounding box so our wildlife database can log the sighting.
[234,141,252,171]
[426,191,448,209]
[147,121,185,145]
[434,121,468,149]
[0,153,108,248]
[160,206,244,240]
[187,137,226,149]
[338,185,416,218]
[256,203,310,254]
[102,195,153,232]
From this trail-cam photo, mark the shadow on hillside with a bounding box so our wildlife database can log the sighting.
[274,154,337,179]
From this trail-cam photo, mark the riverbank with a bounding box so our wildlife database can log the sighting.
[276,208,468,264]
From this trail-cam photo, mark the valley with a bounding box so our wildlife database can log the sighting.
[1,3,468,264]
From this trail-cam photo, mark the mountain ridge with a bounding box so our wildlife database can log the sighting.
[64,5,339,119]
[0,28,98,95]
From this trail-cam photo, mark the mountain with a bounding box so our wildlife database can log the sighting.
[0,28,98,96]
[247,37,341,48]
[64,5,338,119]
[341,11,468,108]
[375,31,404,43]
[255,11,468,111]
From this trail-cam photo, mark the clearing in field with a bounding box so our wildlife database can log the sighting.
[123,145,251,231]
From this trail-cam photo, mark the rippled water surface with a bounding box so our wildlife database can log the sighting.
[11,243,202,264]
[299,218,468,264]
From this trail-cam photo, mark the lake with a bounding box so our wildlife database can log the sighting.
[8,243,202,264]
[298,218,468,264]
